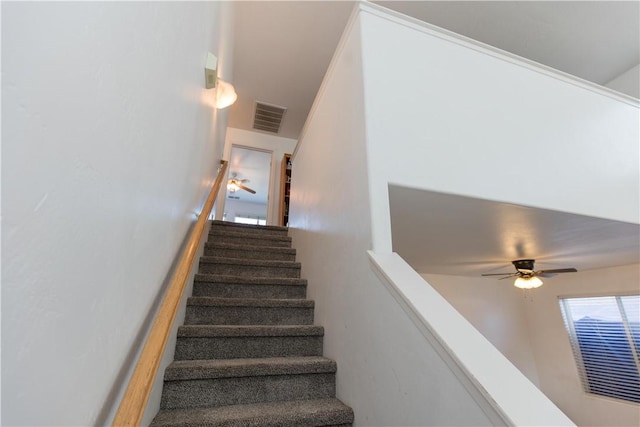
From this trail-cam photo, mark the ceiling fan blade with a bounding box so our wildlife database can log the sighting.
[481,272,515,276]
[238,184,256,194]
[228,177,250,183]
[538,268,577,274]
[498,274,519,280]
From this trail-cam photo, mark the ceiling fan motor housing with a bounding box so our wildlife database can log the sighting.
[481,259,576,280]
[512,259,535,275]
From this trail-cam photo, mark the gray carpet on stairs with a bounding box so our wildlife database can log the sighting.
[193,275,308,300]
[151,220,353,426]
[185,297,315,325]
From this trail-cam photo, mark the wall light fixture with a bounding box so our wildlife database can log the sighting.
[205,52,237,109]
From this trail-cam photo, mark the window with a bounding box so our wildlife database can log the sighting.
[559,295,640,403]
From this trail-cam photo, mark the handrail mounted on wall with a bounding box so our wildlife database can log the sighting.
[112,160,229,426]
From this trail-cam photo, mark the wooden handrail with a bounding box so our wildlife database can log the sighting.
[112,160,228,426]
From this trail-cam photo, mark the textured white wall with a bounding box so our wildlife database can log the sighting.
[2,2,233,425]
[523,264,640,427]
[358,6,639,253]
[423,274,541,385]
[220,128,297,225]
[290,15,495,426]
[606,64,640,98]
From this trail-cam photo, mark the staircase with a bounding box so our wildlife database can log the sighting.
[151,220,354,426]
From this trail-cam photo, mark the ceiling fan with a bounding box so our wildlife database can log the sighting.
[227,173,256,194]
[482,259,577,289]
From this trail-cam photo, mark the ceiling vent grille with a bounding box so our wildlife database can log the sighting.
[253,102,287,134]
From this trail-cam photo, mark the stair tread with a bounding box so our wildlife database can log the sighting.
[200,256,300,268]
[187,297,313,308]
[211,220,288,233]
[178,325,324,337]
[165,356,336,381]
[155,220,354,424]
[194,274,307,286]
[209,229,292,241]
[205,242,296,253]
[151,398,353,427]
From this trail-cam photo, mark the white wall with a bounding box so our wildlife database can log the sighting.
[224,199,268,223]
[357,5,639,253]
[1,2,233,425]
[290,14,497,426]
[289,3,638,425]
[606,64,640,98]
[370,253,573,426]
[423,266,640,427]
[423,274,541,385]
[353,5,638,423]
[219,127,297,225]
[524,264,640,427]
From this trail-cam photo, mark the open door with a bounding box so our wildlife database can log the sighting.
[223,145,272,225]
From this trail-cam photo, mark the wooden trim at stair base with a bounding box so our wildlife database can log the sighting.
[112,160,229,427]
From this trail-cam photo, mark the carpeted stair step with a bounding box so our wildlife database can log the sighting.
[185,297,314,325]
[199,257,301,278]
[193,274,307,299]
[208,228,292,248]
[160,356,336,410]
[151,222,354,425]
[204,242,296,261]
[151,398,354,427]
[175,325,324,360]
[210,220,289,237]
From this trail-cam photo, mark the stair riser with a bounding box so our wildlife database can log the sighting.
[208,235,291,248]
[210,225,289,238]
[175,336,323,360]
[152,221,354,425]
[151,400,354,427]
[199,263,301,278]
[185,306,314,325]
[192,282,306,299]
[205,246,296,261]
[160,373,336,410]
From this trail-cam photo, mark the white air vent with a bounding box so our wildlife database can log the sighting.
[253,102,287,134]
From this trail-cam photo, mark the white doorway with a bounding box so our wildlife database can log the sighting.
[224,145,272,225]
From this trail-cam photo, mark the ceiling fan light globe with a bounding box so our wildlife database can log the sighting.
[227,182,239,192]
[514,276,543,289]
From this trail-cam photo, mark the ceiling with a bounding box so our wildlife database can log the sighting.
[388,185,640,277]
[228,1,639,140]
[228,0,355,139]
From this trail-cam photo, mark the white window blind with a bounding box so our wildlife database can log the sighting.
[560,295,640,403]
